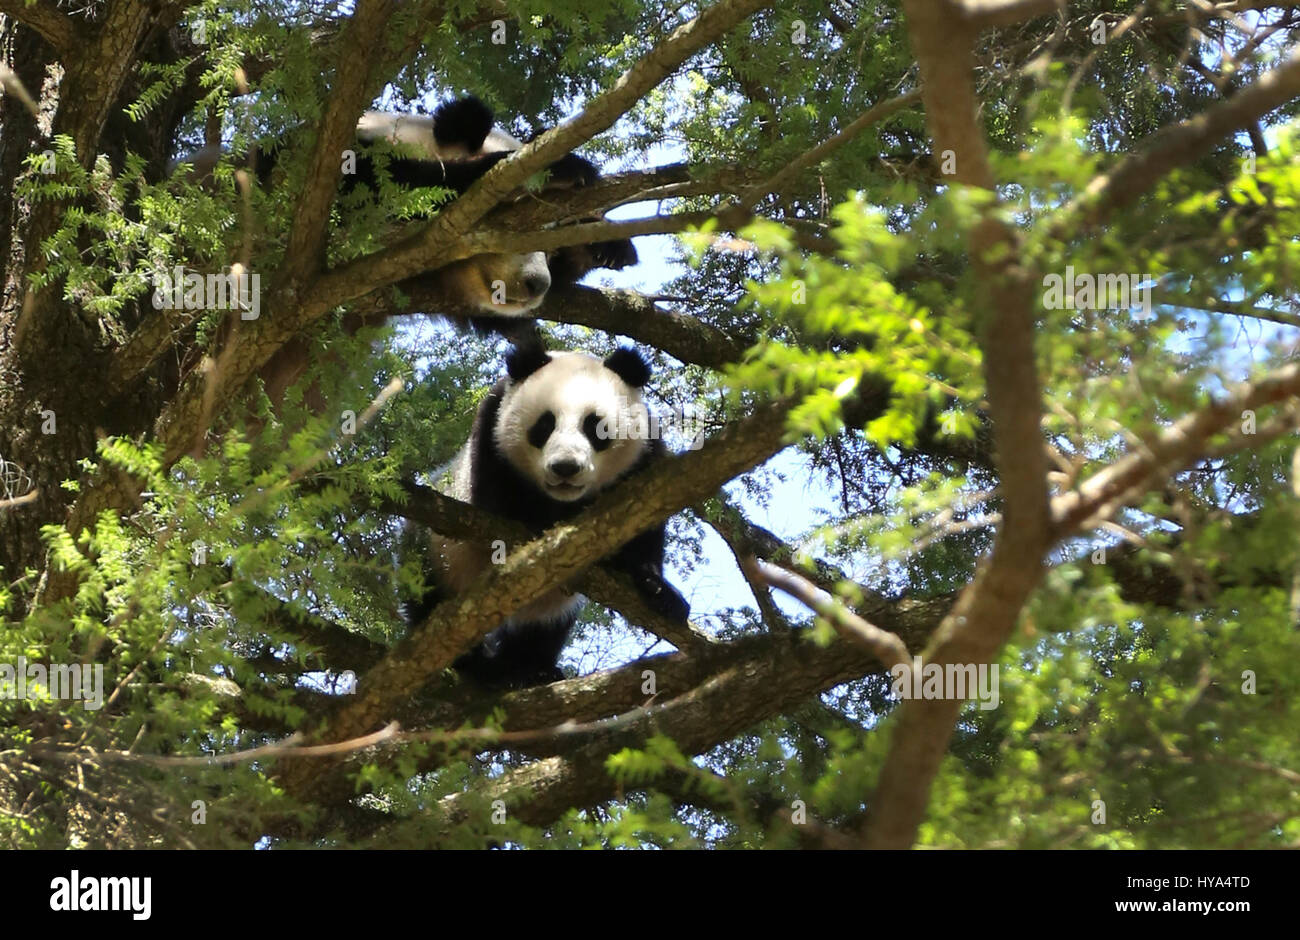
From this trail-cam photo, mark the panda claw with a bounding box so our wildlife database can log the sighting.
[633,570,690,623]
[589,239,638,270]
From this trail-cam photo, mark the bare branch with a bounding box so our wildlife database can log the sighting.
[0,62,38,116]
[1154,290,1300,330]
[736,89,925,206]
[34,723,403,769]
[758,561,911,669]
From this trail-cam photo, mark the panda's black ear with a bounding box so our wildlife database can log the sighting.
[603,347,651,388]
[433,96,495,152]
[506,343,552,382]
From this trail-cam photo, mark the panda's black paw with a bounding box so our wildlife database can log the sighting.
[632,569,690,624]
[535,665,566,686]
[546,153,599,188]
[464,315,540,348]
[589,238,638,270]
[432,96,495,152]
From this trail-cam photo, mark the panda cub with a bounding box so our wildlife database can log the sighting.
[405,345,689,687]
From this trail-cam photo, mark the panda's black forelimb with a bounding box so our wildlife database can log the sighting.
[542,153,600,189]
[460,315,541,350]
[401,581,569,689]
[606,523,691,624]
[402,509,686,689]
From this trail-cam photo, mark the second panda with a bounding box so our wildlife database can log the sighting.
[405,345,689,687]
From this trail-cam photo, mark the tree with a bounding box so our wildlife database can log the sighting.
[0,0,1298,849]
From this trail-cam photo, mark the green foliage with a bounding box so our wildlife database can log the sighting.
[7,0,1300,851]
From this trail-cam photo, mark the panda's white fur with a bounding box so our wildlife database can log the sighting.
[430,351,652,625]
[172,111,522,188]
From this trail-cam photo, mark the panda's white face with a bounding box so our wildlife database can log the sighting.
[356,110,549,314]
[494,352,652,502]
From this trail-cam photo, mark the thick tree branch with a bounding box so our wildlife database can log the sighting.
[385,627,901,838]
[422,283,754,370]
[279,0,397,286]
[538,286,752,368]
[385,481,715,654]
[296,623,906,814]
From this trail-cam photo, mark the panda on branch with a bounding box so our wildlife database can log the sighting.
[403,345,689,688]
[293,95,635,320]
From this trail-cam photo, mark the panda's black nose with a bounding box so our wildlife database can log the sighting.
[550,459,581,479]
[524,272,551,299]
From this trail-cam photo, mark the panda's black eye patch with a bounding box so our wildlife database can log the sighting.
[583,412,611,451]
[527,411,556,449]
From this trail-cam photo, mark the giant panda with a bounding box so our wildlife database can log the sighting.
[404,345,689,687]
[218,94,638,411]
[260,94,637,316]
